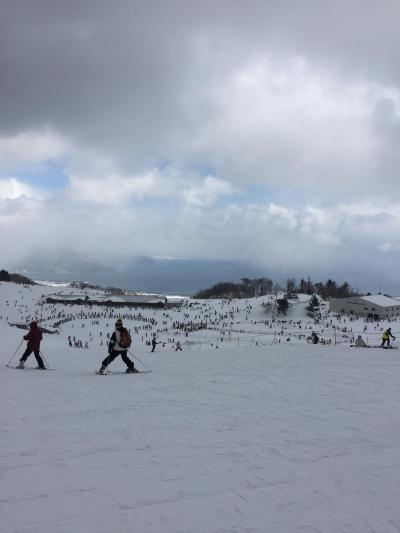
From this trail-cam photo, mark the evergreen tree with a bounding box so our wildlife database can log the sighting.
[276,297,289,315]
[307,295,320,314]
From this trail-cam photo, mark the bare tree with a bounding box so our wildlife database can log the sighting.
[286,278,297,295]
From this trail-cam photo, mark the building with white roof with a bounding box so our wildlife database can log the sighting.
[46,293,183,308]
[329,295,400,319]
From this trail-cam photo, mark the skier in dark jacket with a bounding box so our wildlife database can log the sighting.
[17,321,46,369]
[151,336,158,352]
[311,332,319,344]
[98,318,138,374]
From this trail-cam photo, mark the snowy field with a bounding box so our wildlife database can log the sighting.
[1,282,400,533]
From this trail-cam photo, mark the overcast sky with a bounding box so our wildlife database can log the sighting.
[0,0,399,291]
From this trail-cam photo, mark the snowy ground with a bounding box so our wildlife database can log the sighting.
[1,282,400,533]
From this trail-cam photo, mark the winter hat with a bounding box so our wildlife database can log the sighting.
[30,321,37,328]
[115,318,123,327]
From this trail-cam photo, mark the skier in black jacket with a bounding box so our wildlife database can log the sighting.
[151,336,158,352]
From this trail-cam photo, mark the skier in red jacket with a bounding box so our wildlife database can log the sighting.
[16,321,46,369]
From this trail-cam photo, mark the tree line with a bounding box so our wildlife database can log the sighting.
[287,277,356,299]
[0,269,35,285]
[194,276,357,300]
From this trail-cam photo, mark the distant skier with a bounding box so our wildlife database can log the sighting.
[175,340,182,351]
[311,332,319,344]
[16,321,46,369]
[381,328,395,348]
[98,318,138,374]
[151,336,158,352]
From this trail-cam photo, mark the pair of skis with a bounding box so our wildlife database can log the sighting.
[6,365,151,373]
[6,365,53,370]
[95,369,152,375]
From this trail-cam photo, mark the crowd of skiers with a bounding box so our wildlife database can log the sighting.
[14,318,398,373]
[7,292,400,371]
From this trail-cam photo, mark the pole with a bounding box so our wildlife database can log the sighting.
[39,350,50,369]
[6,340,24,367]
[127,349,152,372]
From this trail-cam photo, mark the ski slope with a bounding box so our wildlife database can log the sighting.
[1,281,400,533]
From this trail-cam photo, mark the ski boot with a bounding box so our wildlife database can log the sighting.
[126,366,139,373]
[98,366,106,375]
[16,361,25,369]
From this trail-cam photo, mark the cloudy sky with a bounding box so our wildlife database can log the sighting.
[1,0,399,291]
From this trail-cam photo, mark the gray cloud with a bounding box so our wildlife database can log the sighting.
[1,1,399,162]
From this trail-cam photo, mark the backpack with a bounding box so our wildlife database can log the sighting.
[119,328,132,349]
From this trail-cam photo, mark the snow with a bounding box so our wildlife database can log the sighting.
[1,282,400,532]
[34,281,72,288]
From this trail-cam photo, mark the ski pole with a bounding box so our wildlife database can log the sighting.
[6,340,24,367]
[39,351,50,369]
[127,350,152,372]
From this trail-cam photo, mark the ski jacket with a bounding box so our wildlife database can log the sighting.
[382,329,394,340]
[24,323,42,351]
[109,328,127,352]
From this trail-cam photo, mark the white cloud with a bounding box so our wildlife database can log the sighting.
[0,178,39,200]
[377,242,400,252]
[178,55,400,197]
[182,176,239,206]
[1,188,400,292]
[300,207,342,246]
[0,130,66,172]
[63,146,239,207]
[67,171,159,206]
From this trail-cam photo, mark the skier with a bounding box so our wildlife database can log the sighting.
[98,318,138,374]
[311,332,319,344]
[354,335,367,348]
[151,336,157,352]
[381,328,395,348]
[175,340,182,351]
[16,321,46,369]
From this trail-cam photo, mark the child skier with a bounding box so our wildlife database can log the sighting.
[98,318,138,374]
[17,321,46,369]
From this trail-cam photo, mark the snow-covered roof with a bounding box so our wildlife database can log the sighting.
[48,294,88,300]
[47,293,171,305]
[360,295,400,307]
[105,295,165,304]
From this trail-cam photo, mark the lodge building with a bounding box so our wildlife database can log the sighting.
[329,295,400,320]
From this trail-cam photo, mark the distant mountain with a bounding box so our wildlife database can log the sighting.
[12,247,268,295]
[14,246,114,276]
